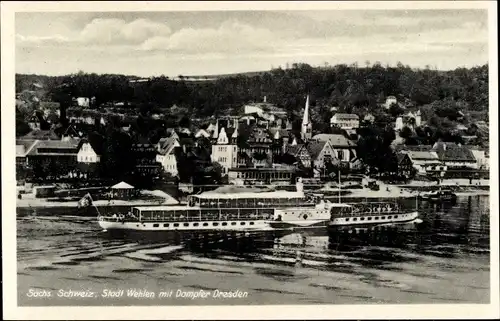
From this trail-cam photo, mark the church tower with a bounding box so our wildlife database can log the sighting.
[301,95,312,141]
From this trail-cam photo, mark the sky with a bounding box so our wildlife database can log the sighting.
[15,10,489,77]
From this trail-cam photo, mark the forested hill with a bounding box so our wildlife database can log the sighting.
[16,63,489,123]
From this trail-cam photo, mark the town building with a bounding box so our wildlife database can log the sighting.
[384,96,398,109]
[25,138,80,178]
[330,113,360,129]
[311,134,357,165]
[306,140,335,172]
[16,139,38,174]
[156,137,181,177]
[77,139,102,164]
[211,127,238,174]
[395,110,422,131]
[238,127,272,168]
[403,150,444,175]
[432,142,478,169]
[242,99,291,130]
[396,153,414,178]
[228,166,295,185]
[131,138,162,178]
[466,145,489,170]
[284,144,312,168]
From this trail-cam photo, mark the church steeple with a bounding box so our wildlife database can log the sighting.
[301,95,312,141]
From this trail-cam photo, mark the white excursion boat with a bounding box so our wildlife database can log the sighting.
[327,200,423,233]
[96,179,341,240]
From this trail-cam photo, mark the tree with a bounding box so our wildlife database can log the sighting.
[388,103,405,117]
[399,126,413,139]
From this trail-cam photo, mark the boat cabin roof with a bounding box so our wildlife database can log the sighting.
[132,205,198,211]
[192,191,305,200]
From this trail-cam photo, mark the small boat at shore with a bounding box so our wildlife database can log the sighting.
[419,189,457,203]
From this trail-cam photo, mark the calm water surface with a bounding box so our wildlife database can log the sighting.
[17,196,490,306]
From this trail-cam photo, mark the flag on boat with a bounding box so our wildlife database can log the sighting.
[78,193,92,208]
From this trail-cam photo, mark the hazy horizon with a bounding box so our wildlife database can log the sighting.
[16,10,489,77]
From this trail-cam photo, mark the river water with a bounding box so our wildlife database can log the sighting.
[17,195,490,306]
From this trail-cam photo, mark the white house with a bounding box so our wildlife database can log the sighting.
[467,146,489,170]
[156,137,181,177]
[395,110,422,131]
[77,141,101,163]
[330,113,360,129]
[211,127,238,174]
[384,96,398,109]
[76,97,90,107]
[404,150,444,175]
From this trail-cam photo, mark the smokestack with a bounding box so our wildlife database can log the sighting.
[282,137,289,154]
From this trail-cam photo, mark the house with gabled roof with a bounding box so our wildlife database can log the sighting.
[311,134,357,164]
[330,113,360,129]
[284,144,311,168]
[306,140,336,171]
[432,142,477,169]
[156,137,181,177]
[77,137,103,164]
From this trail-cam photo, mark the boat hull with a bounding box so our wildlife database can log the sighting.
[328,211,421,231]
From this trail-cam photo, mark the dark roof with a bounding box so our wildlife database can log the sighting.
[21,130,60,140]
[306,141,327,160]
[77,136,104,155]
[312,134,356,147]
[432,142,476,162]
[332,113,359,120]
[268,128,290,139]
[396,153,411,164]
[27,139,79,156]
[157,137,179,155]
[286,144,305,156]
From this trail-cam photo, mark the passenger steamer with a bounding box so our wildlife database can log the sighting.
[95,179,422,240]
[97,180,338,239]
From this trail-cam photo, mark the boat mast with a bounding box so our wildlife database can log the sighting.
[88,193,102,217]
[338,168,341,203]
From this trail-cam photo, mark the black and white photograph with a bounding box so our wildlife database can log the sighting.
[2,1,498,319]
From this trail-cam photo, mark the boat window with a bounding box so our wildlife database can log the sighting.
[394,215,398,219]
[231,222,237,225]
[388,216,392,219]
[381,216,385,220]
[203,223,209,226]
[183,223,189,227]
[153,223,159,227]
[241,222,246,225]
[193,223,199,227]
[375,217,379,220]
[249,222,254,225]
[367,217,372,221]
[353,218,357,221]
[345,218,350,221]
[173,223,179,227]
[360,217,365,221]
[213,222,219,226]
[163,223,169,227]
[222,222,227,226]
